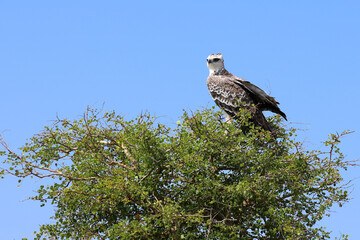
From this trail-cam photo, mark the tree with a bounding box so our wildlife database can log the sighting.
[0,107,355,239]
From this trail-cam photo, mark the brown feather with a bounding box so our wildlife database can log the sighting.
[207,69,287,131]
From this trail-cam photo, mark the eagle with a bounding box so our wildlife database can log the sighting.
[206,53,287,131]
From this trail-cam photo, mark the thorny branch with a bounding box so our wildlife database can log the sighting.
[1,133,98,181]
[0,108,358,239]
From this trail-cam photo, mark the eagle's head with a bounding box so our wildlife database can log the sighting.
[207,53,225,74]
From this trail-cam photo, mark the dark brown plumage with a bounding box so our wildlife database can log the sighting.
[206,53,287,131]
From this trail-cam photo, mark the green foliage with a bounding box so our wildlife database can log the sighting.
[0,107,355,239]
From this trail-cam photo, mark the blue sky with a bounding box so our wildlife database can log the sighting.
[1,1,359,239]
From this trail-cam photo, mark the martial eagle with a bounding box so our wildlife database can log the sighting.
[206,53,287,131]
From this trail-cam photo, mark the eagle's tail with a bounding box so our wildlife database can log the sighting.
[232,110,273,133]
[252,111,272,132]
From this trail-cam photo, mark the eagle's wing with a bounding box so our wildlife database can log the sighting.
[232,77,287,120]
[207,74,255,119]
[207,74,273,130]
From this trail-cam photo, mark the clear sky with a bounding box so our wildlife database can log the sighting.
[1,1,359,239]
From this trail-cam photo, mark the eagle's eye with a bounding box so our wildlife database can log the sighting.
[213,58,220,62]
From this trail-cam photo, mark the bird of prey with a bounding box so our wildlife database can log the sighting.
[206,53,287,131]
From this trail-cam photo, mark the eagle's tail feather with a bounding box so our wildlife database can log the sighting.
[231,110,273,133]
[253,111,272,132]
